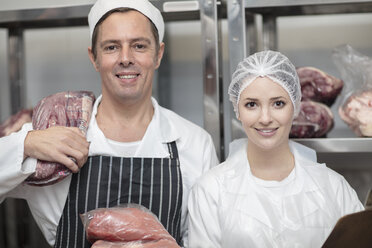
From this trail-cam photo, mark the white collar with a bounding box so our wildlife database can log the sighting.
[87,95,180,157]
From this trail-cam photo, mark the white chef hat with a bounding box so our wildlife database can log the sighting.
[228,50,301,118]
[88,0,164,43]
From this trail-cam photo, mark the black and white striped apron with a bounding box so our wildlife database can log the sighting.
[54,141,183,247]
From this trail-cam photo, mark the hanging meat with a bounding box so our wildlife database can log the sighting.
[290,100,334,138]
[297,66,344,106]
[25,91,95,186]
[339,89,372,137]
[0,109,33,137]
[81,206,177,245]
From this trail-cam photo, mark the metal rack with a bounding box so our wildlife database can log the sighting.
[0,0,226,160]
[225,0,372,154]
[0,1,225,247]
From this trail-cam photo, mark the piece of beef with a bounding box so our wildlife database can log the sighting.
[82,206,176,244]
[91,239,180,248]
[290,100,334,138]
[0,109,33,137]
[297,67,344,106]
[25,91,95,186]
[339,89,372,137]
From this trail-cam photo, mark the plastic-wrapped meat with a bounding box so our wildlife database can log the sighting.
[25,91,95,186]
[0,109,33,137]
[81,206,177,244]
[290,100,334,138]
[297,67,344,106]
[339,90,372,137]
[91,239,180,248]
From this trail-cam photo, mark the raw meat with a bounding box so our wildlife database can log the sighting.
[25,91,95,186]
[297,67,344,106]
[290,100,334,138]
[339,90,372,137]
[81,206,176,244]
[0,109,33,137]
[91,239,180,248]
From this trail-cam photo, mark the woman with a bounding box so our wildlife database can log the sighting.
[187,50,364,248]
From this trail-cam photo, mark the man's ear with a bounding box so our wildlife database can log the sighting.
[155,42,165,69]
[88,47,99,71]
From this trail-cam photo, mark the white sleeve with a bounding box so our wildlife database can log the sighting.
[187,173,222,248]
[204,134,219,170]
[0,123,37,202]
[182,133,219,247]
[336,176,365,215]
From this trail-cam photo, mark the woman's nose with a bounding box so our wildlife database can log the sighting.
[259,107,273,125]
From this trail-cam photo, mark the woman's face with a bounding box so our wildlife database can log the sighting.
[238,76,294,151]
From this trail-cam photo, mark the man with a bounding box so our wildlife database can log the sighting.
[0,0,218,247]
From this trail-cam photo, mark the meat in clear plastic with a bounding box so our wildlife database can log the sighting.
[333,45,372,137]
[25,91,95,186]
[0,109,33,137]
[91,239,180,248]
[80,204,179,247]
[290,100,334,138]
[297,66,344,106]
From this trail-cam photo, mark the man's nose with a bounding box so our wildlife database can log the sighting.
[119,46,134,66]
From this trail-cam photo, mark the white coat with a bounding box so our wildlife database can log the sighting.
[188,138,364,248]
[0,95,219,246]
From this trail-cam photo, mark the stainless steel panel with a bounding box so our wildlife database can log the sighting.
[245,0,372,8]
[8,28,25,114]
[293,138,372,153]
[262,15,277,50]
[200,0,224,160]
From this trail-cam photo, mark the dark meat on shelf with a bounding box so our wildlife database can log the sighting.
[297,66,343,106]
[290,100,334,138]
[339,89,372,137]
[0,109,33,137]
[25,91,95,186]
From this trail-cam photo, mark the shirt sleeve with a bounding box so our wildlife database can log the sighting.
[336,176,365,215]
[0,123,37,202]
[187,173,222,248]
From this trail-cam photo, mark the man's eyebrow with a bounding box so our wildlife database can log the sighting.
[100,39,120,48]
[131,37,152,44]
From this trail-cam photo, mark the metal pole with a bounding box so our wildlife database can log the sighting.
[8,28,25,114]
[200,0,224,160]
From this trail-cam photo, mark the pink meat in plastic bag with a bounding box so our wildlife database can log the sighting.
[25,91,95,186]
[91,239,180,248]
[81,205,176,244]
[339,89,372,137]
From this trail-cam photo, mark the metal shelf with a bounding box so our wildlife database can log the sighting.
[243,0,372,15]
[0,0,225,160]
[226,0,372,155]
[293,138,372,153]
[0,1,204,29]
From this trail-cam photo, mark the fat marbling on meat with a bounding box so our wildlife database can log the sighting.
[25,91,95,186]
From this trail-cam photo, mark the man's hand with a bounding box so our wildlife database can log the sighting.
[24,126,89,173]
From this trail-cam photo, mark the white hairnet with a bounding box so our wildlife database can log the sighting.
[228,50,301,118]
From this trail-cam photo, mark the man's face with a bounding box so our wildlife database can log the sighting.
[88,10,164,104]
